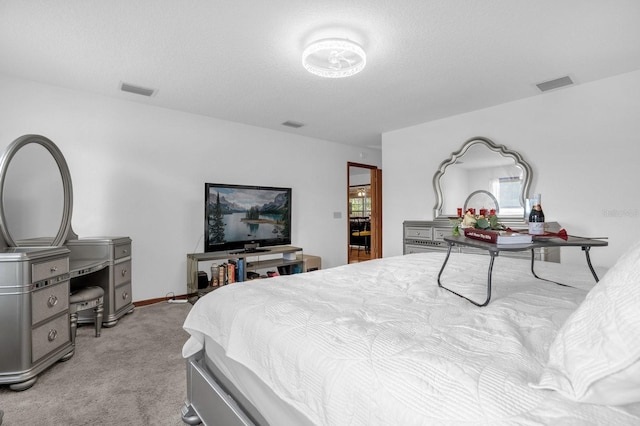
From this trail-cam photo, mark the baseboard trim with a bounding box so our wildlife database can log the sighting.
[134,294,189,307]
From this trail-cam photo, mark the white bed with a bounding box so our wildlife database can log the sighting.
[182,243,640,425]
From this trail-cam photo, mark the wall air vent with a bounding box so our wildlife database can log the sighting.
[120,82,156,97]
[536,76,574,92]
[281,120,304,128]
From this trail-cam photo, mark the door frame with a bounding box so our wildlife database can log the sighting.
[347,162,382,262]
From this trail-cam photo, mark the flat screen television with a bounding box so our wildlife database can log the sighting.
[204,183,292,253]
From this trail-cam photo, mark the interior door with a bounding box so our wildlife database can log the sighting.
[370,167,382,258]
[347,162,382,263]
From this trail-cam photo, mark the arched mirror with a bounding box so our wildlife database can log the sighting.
[433,137,532,223]
[0,134,74,247]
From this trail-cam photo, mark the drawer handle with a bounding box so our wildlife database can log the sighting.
[50,266,58,273]
[47,295,58,308]
[48,329,58,342]
[121,269,127,277]
[122,292,129,300]
[122,249,128,254]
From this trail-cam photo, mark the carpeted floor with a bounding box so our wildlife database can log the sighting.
[0,301,192,426]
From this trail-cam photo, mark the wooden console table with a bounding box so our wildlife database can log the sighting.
[437,235,608,307]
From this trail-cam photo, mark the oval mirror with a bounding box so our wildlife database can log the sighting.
[433,137,532,223]
[0,135,73,247]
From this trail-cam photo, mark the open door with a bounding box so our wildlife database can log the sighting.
[370,167,382,259]
[348,162,382,263]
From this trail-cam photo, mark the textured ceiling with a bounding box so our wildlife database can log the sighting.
[1,1,640,148]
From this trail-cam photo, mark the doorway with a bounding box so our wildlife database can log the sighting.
[348,162,382,263]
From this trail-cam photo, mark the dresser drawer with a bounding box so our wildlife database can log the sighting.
[114,282,132,312]
[404,226,432,240]
[32,281,70,325]
[32,257,69,283]
[31,313,70,362]
[433,227,451,242]
[114,261,131,286]
[114,243,131,260]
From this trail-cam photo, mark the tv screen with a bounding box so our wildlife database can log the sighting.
[204,183,292,253]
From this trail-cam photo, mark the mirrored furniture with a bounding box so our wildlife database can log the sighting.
[0,134,133,390]
[404,136,560,262]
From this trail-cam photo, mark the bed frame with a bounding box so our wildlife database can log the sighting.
[181,350,267,426]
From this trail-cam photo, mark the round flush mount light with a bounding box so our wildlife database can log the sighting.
[302,38,366,78]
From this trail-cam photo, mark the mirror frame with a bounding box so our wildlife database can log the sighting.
[432,136,532,223]
[0,134,74,247]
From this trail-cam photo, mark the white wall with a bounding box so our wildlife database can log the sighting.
[0,75,381,302]
[382,69,640,268]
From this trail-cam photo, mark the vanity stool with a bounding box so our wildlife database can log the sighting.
[69,286,104,346]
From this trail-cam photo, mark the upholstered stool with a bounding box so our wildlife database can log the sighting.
[69,286,104,346]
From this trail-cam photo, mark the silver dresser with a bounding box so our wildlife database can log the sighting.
[403,220,561,262]
[0,246,73,391]
[67,237,133,327]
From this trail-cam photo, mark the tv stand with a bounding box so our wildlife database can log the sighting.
[186,246,304,301]
[230,248,270,254]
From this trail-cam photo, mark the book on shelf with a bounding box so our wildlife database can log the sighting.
[237,258,244,282]
[227,260,236,284]
[463,227,532,244]
[217,264,227,286]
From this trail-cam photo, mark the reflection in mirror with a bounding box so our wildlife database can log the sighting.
[3,143,64,242]
[0,135,74,247]
[433,137,532,222]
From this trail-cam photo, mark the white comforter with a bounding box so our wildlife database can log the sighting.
[183,252,640,425]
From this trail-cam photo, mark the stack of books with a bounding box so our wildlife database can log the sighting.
[211,259,243,286]
[463,228,532,244]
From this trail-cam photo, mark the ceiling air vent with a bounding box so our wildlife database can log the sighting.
[120,82,156,97]
[536,76,573,92]
[282,120,304,128]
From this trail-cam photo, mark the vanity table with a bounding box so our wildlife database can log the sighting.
[67,237,133,327]
[0,134,133,390]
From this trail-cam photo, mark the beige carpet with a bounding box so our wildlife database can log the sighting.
[0,301,192,426]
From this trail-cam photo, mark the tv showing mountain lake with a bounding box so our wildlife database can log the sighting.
[204,183,292,252]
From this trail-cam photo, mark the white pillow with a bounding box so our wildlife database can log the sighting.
[534,240,640,405]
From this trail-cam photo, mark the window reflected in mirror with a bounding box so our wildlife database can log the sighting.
[493,176,523,216]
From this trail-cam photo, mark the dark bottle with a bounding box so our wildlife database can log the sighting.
[528,193,545,235]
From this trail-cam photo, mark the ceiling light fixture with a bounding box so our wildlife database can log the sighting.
[302,38,366,78]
